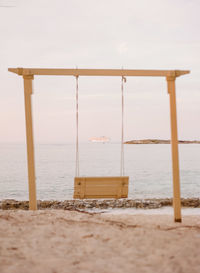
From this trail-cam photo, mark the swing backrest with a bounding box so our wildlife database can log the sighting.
[74,176,129,199]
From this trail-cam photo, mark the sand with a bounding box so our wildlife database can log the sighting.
[0,209,200,273]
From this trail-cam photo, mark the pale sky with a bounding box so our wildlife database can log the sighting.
[0,0,199,143]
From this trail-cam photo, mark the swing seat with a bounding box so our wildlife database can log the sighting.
[74,176,129,199]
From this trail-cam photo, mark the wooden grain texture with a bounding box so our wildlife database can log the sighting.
[167,77,182,222]
[8,68,190,77]
[23,75,37,210]
[74,177,129,199]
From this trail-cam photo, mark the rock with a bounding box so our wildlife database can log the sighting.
[0,198,199,210]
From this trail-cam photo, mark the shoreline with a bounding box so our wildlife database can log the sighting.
[1,197,200,210]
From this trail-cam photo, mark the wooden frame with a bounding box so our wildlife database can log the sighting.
[74,176,129,199]
[8,67,190,222]
[9,68,189,77]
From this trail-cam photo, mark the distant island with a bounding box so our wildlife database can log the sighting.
[124,139,200,144]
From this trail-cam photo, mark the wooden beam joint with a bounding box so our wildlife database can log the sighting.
[23,75,34,80]
[23,75,34,95]
[17,67,23,75]
[166,76,176,94]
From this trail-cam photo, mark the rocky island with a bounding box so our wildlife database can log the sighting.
[124,139,200,144]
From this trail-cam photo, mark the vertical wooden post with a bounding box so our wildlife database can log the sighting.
[167,76,181,222]
[23,75,37,210]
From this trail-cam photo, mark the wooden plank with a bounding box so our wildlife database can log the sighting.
[82,180,128,186]
[74,191,128,199]
[74,176,129,199]
[167,76,182,222]
[23,75,37,210]
[75,176,129,180]
[75,194,128,199]
[75,176,128,184]
[122,185,129,197]
[117,184,122,198]
[85,185,124,190]
[80,178,85,199]
[85,187,118,195]
[8,68,190,77]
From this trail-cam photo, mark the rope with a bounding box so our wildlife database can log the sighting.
[120,76,126,176]
[75,75,125,177]
[75,75,79,177]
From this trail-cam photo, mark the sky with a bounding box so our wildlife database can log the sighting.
[0,0,199,143]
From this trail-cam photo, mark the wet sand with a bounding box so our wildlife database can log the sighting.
[0,210,200,273]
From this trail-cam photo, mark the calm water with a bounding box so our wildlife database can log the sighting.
[0,143,199,200]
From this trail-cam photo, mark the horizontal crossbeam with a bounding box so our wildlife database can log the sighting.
[8,68,190,77]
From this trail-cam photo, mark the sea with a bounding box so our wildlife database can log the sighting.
[0,143,199,201]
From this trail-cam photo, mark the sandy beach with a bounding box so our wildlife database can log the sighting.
[0,209,200,273]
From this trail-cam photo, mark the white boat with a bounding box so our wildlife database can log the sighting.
[89,136,110,143]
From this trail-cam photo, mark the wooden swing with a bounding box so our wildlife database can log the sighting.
[73,76,129,199]
[8,67,190,222]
